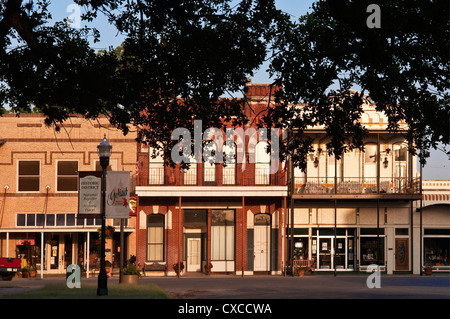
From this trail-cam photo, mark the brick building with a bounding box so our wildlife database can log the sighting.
[0,114,137,277]
[134,82,288,276]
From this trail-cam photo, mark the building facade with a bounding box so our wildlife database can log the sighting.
[0,86,447,278]
[134,83,288,276]
[420,180,450,272]
[0,114,137,277]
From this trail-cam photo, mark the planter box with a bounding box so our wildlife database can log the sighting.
[121,275,139,284]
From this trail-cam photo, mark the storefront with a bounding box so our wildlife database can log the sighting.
[292,228,356,271]
[1,217,132,276]
[423,228,450,270]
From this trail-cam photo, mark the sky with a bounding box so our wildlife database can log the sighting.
[45,1,450,180]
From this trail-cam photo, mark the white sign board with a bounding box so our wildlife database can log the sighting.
[78,172,102,217]
[106,171,131,219]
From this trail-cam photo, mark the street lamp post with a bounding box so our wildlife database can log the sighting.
[97,135,112,296]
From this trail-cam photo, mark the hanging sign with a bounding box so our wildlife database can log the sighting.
[78,171,102,217]
[129,194,138,217]
[106,171,131,219]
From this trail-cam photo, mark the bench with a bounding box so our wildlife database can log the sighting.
[293,259,316,272]
[143,262,167,275]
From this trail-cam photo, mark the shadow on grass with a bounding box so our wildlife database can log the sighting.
[1,283,169,299]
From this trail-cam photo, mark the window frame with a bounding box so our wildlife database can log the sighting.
[147,214,165,262]
[17,160,40,192]
[56,160,79,192]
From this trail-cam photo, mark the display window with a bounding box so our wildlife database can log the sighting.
[424,229,450,268]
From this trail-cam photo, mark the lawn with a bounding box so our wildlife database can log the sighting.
[0,283,169,299]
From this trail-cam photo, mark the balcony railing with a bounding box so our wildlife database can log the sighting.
[137,164,286,187]
[293,177,421,195]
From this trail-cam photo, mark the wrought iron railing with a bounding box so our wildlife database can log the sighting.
[293,177,421,195]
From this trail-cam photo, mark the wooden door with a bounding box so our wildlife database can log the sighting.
[395,238,409,271]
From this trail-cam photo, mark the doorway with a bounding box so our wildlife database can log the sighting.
[395,238,409,271]
[187,238,201,272]
[254,214,271,272]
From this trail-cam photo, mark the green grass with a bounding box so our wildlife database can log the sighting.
[1,283,169,299]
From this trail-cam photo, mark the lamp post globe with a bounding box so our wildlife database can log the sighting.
[97,135,111,296]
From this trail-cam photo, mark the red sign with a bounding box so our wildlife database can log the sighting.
[16,239,35,245]
[129,194,138,216]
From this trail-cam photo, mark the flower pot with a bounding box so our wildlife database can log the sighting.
[106,266,111,278]
[425,267,432,276]
[121,274,139,285]
[297,269,305,277]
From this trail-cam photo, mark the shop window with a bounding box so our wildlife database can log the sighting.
[211,210,235,261]
[424,237,450,267]
[18,160,40,192]
[360,237,385,266]
[57,161,78,192]
[147,214,164,261]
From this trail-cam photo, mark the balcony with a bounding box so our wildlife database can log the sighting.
[135,164,287,198]
[293,176,421,199]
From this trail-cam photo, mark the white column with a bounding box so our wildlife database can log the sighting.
[86,232,90,278]
[41,232,44,279]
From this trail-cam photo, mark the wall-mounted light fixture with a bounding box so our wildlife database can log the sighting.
[314,157,319,168]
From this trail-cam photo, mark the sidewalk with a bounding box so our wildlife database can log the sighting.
[1,273,449,299]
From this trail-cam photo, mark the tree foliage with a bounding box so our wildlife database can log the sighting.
[0,0,448,168]
[267,0,449,168]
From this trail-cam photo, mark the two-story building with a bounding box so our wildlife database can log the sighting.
[288,99,423,274]
[0,114,137,277]
[134,83,288,276]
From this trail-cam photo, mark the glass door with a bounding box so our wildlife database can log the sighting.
[335,238,346,269]
[318,238,331,269]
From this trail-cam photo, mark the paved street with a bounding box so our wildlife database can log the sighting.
[1,273,449,299]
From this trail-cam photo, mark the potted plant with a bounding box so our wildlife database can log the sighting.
[29,265,36,278]
[121,261,142,284]
[21,267,30,278]
[294,266,311,277]
[78,263,87,277]
[173,262,184,275]
[204,263,213,275]
[424,263,433,276]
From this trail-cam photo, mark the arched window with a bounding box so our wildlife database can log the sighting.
[255,141,270,185]
[147,214,164,261]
